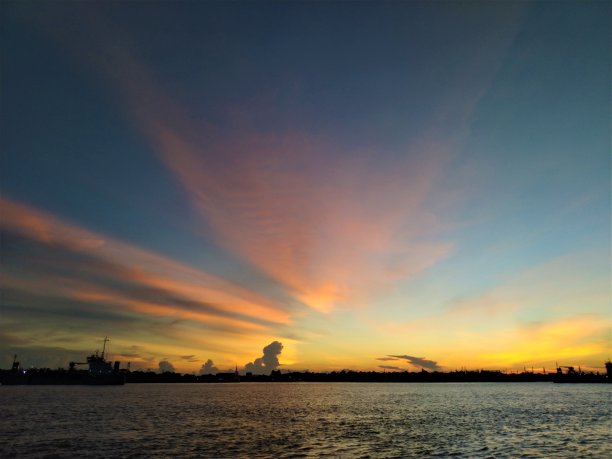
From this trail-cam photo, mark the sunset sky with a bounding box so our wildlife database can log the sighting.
[1,1,610,374]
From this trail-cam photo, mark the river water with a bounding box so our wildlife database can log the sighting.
[1,382,610,458]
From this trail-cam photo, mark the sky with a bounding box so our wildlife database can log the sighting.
[1,1,610,374]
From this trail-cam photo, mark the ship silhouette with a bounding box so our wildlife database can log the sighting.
[0,337,125,385]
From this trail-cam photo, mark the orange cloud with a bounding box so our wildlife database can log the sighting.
[0,196,291,329]
[18,7,521,318]
[18,13,461,314]
[155,125,458,312]
[90,65,456,313]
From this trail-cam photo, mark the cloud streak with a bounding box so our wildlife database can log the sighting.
[0,197,292,368]
[0,197,289,324]
[151,128,455,313]
[5,4,555,373]
[20,9,518,314]
[102,14,521,314]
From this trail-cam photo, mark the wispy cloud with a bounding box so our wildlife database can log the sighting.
[1,197,289,324]
[101,20,523,314]
[15,7,518,315]
[155,128,458,313]
[7,4,537,371]
[53,39,466,315]
[16,3,531,320]
[0,197,291,368]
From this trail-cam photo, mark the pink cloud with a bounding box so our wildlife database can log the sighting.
[0,196,291,328]
[71,58,459,314]
[24,12,522,314]
[145,122,455,312]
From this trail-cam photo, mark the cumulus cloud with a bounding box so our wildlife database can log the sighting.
[387,354,440,371]
[158,359,176,373]
[199,359,220,375]
[245,341,283,375]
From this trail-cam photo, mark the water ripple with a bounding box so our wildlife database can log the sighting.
[1,382,610,458]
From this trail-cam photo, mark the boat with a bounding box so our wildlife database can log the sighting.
[553,361,611,384]
[0,337,125,385]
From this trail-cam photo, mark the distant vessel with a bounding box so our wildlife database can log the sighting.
[553,361,611,384]
[0,337,125,385]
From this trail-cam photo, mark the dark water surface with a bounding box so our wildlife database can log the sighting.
[1,382,610,458]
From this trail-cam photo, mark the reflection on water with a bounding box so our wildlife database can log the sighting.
[1,382,610,458]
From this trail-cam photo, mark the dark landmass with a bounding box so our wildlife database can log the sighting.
[3,364,610,385]
[122,367,609,384]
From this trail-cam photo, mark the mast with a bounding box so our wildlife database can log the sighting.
[101,336,109,359]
